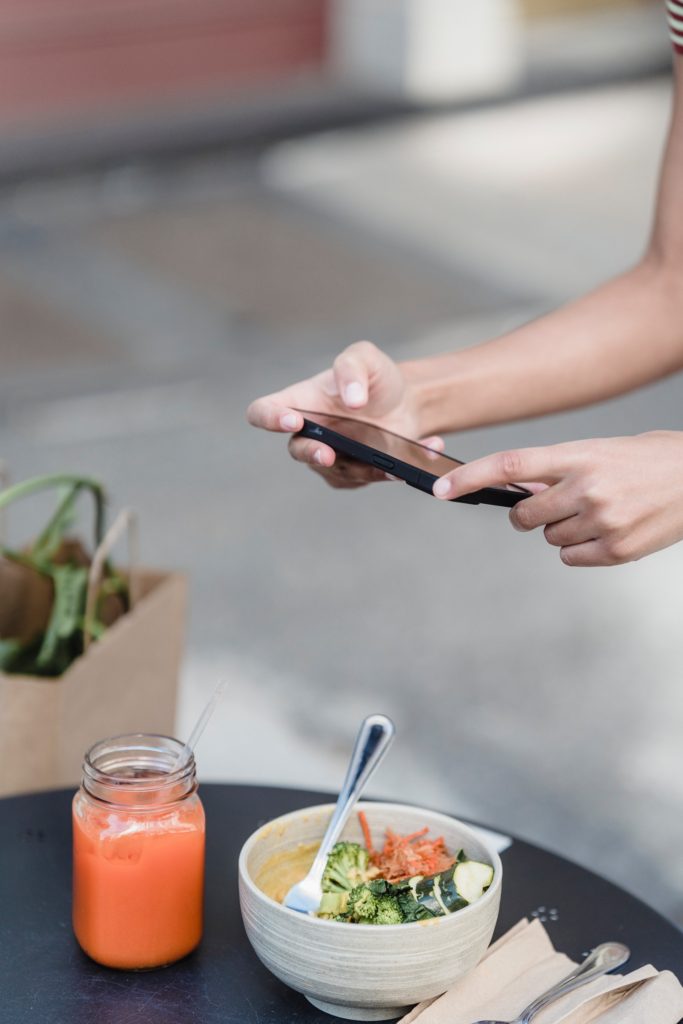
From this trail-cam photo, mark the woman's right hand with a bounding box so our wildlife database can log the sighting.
[246,341,443,489]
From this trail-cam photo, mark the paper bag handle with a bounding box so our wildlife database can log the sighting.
[0,462,8,546]
[84,508,139,652]
[0,474,105,563]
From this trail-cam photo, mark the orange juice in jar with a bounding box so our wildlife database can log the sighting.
[72,733,205,970]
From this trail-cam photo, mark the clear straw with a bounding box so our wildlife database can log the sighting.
[176,678,227,768]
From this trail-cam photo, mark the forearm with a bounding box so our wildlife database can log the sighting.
[405,258,683,437]
[406,53,683,439]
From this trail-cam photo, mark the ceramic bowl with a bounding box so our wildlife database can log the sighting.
[238,801,502,1021]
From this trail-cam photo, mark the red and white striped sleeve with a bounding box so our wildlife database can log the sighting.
[667,0,683,54]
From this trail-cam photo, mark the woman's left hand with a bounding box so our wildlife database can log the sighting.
[432,431,683,566]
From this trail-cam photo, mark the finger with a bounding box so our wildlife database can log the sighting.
[420,435,445,451]
[560,540,614,568]
[517,482,549,495]
[247,398,304,433]
[332,340,383,409]
[432,446,574,500]
[289,439,387,485]
[508,481,576,533]
[543,516,596,548]
[319,464,387,488]
[288,437,336,468]
[420,436,446,461]
[331,456,387,484]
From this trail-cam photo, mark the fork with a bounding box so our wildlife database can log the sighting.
[283,713,395,914]
[471,941,630,1024]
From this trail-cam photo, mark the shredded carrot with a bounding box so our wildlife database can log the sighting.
[357,813,455,882]
[402,827,429,842]
[358,810,375,856]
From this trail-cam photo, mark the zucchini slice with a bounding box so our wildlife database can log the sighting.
[434,868,468,913]
[452,860,494,905]
[410,860,493,916]
[413,874,450,916]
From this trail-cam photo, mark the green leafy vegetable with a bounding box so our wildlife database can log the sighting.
[0,474,128,677]
[316,839,494,925]
[34,565,89,675]
[388,857,494,922]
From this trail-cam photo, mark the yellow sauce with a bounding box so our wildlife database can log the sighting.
[254,842,319,904]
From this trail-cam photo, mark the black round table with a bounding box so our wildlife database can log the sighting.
[1,783,681,1023]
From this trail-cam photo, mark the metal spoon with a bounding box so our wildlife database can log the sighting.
[283,713,395,914]
[471,941,630,1024]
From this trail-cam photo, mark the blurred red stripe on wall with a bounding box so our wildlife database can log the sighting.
[0,0,328,128]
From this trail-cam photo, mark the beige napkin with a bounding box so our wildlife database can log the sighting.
[401,918,683,1024]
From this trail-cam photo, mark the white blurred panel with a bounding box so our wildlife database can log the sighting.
[331,0,524,101]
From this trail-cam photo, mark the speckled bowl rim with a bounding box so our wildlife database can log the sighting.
[238,800,503,932]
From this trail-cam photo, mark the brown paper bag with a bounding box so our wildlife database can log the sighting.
[0,505,187,796]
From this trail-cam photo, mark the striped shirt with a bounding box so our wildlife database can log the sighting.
[668,0,683,54]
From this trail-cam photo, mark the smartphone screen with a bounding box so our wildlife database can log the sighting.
[300,412,464,472]
[296,407,532,503]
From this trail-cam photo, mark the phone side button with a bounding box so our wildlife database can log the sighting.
[372,455,395,471]
[410,472,435,493]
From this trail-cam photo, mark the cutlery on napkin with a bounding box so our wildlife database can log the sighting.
[401,918,683,1024]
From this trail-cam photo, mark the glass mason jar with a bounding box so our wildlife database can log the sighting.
[72,733,205,970]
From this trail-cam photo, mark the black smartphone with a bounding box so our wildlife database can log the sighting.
[295,411,531,508]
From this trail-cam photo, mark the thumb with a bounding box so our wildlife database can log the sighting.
[332,340,382,410]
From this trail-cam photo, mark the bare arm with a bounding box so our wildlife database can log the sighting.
[247,57,683,566]
[408,55,683,437]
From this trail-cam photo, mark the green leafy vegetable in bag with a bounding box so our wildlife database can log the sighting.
[0,475,129,677]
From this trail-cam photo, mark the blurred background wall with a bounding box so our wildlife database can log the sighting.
[2,0,682,926]
[0,0,668,176]
[0,0,326,126]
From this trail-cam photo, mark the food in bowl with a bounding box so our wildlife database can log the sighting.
[255,810,494,925]
[239,802,503,1020]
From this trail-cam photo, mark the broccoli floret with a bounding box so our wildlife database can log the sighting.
[345,883,404,925]
[322,842,371,893]
[374,898,404,925]
[347,885,377,921]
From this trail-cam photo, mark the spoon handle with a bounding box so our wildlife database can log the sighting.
[518,942,630,1023]
[307,714,395,882]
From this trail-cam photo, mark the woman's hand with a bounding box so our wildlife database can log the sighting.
[432,431,683,566]
[246,341,443,488]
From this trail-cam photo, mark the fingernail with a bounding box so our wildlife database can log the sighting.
[344,382,365,407]
[434,478,451,498]
[314,449,324,465]
[281,413,299,430]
